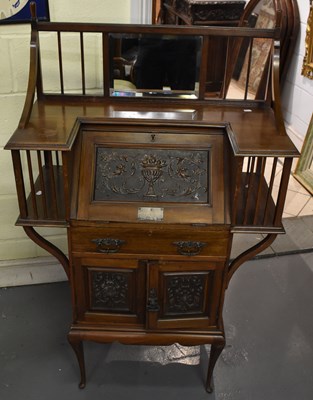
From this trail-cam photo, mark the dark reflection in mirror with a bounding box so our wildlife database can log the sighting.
[110,34,201,98]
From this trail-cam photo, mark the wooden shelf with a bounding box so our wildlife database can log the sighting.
[232,173,283,233]
[16,166,67,227]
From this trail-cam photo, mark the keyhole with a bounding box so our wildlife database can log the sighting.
[151,134,156,142]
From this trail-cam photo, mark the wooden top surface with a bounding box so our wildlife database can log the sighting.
[5,99,299,157]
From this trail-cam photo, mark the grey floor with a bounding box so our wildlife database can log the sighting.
[1,250,313,400]
[231,215,313,260]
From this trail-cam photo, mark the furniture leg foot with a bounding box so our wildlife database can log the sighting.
[68,333,86,389]
[206,341,225,393]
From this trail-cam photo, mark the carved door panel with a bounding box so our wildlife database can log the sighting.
[72,257,146,326]
[146,260,224,330]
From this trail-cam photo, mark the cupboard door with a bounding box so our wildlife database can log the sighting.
[146,260,224,330]
[72,257,146,326]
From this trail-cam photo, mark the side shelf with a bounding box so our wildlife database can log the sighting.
[230,155,293,234]
[11,149,69,227]
[17,164,66,226]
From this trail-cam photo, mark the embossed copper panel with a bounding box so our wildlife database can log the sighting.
[94,147,209,203]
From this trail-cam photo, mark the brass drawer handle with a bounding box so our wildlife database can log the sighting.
[92,238,126,254]
[173,241,207,256]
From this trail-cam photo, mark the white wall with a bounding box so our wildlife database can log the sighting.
[49,0,131,22]
[282,1,313,151]
[131,0,153,23]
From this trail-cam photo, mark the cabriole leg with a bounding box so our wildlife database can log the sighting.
[206,341,225,393]
[68,333,86,389]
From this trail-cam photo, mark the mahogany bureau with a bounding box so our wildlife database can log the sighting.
[68,121,231,391]
[5,2,299,393]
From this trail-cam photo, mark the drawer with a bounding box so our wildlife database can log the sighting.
[70,223,230,257]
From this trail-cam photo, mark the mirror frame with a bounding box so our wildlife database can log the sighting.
[302,1,313,80]
[294,113,313,195]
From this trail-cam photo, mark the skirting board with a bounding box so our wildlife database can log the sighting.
[0,257,67,288]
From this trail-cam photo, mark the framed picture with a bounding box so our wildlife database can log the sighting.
[294,114,313,195]
[302,1,313,80]
[0,0,49,24]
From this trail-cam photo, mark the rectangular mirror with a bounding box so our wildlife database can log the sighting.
[109,33,202,98]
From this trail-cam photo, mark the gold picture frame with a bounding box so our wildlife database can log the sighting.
[302,1,313,79]
[294,114,313,195]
